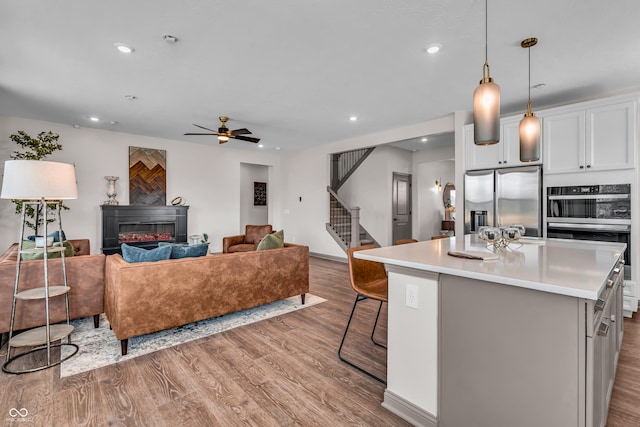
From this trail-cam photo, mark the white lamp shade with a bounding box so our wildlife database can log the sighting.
[1,160,78,200]
[519,114,541,162]
[473,79,501,145]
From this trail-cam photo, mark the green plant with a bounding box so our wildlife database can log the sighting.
[8,131,68,233]
[202,233,209,243]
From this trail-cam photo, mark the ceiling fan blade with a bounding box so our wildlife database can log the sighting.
[234,135,261,143]
[192,124,218,132]
[230,128,252,135]
[184,132,217,136]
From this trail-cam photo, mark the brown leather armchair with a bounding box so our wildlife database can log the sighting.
[223,225,273,253]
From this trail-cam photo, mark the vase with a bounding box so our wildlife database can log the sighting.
[104,176,119,205]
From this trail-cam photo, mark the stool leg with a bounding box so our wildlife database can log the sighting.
[370,300,387,349]
[338,294,386,384]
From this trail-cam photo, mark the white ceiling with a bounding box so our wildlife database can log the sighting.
[1,1,639,153]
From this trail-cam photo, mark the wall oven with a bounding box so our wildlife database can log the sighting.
[547,184,631,280]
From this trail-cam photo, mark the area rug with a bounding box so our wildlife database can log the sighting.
[60,294,326,378]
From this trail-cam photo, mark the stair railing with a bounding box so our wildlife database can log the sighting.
[327,186,360,248]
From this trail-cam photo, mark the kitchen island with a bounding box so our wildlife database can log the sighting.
[355,235,625,427]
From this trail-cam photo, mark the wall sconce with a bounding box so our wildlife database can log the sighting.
[434,179,442,192]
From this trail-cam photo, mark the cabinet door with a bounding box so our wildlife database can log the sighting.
[587,100,636,172]
[464,123,503,170]
[543,110,586,174]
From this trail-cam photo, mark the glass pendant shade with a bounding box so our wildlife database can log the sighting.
[519,110,541,162]
[473,76,501,145]
[519,37,540,162]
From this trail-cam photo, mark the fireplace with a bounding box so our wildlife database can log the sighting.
[101,205,188,255]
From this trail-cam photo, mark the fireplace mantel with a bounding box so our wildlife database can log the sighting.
[101,205,189,255]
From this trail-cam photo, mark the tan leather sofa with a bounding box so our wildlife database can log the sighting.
[0,239,105,334]
[223,224,273,253]
[105,243,309,355]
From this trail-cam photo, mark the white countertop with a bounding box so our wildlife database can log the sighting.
[354,235,626,300]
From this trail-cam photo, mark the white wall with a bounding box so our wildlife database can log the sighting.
[1,114,456,259]
[412,144,456,240]
[239,163,269,230]
[280,115,456,259]
[0,116,281,254]
[416,159,455,240]
[338,145,412,246]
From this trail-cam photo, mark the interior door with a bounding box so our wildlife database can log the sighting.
[392,173,412,244]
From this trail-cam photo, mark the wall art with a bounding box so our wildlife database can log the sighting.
[254,181,267,206]
[129,146,167,205]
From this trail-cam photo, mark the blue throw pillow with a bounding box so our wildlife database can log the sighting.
[158,242,209,259]
[121,243,172,263]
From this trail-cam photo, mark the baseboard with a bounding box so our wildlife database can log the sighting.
[382,390,437,427]
[309,252,347,263]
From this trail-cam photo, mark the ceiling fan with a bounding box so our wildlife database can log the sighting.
[184,116,260,144]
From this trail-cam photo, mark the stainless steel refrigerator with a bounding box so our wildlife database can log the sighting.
[464,165,542,237]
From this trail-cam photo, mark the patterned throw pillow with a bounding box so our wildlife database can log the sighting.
[121,243,172,263]
[257,230,284,251]
[158,242,209,259]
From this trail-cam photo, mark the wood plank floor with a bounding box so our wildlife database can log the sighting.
[0,256,639,426]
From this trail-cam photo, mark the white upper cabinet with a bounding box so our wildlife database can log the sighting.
[465,115,542,171]
[542,98,636,174]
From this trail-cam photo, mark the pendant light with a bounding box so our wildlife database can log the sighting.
[519,37,540,162]
[473,0,500,145]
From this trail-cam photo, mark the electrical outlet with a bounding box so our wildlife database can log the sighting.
[406,284,419,309]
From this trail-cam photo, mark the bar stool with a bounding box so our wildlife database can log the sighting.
[338,244,388,384]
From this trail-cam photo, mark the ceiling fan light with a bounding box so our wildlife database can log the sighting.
[218,135,229,143]
[519,112,540,162]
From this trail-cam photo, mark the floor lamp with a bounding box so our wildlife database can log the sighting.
[1,160,79,373]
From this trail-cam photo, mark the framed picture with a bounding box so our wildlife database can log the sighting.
[254,182,267,206]
[129,146,167,206]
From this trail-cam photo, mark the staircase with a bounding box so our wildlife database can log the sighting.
[326,147,379,252]
[331,147,375,191]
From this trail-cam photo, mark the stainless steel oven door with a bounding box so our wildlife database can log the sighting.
[547,194,630,220]
[547,221,631,280]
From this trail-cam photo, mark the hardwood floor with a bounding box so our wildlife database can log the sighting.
[1,256,639,426]
[0,257,409,426]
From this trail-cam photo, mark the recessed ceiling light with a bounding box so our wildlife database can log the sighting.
[124,95,137,100]
[110,121,118,125]
[258,144,264,148]
[425,43,442,54]
[89,116,100,122]
[276,147,281,150]
[349,116,358,121]
[114,43,135,54]
[421,137,428,143]
[73,124,80,129]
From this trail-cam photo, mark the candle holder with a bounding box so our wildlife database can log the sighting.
[478,224,525,251]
